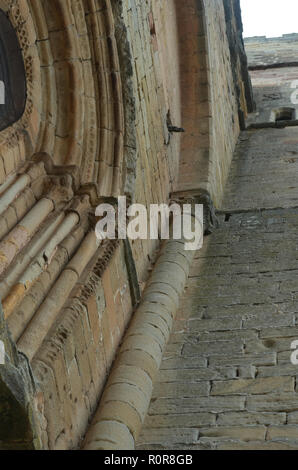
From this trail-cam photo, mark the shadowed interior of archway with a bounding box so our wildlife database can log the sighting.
[0,9,26,132]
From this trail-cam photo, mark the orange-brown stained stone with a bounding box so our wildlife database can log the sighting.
[3,283,27,319]
[0,226,30,276]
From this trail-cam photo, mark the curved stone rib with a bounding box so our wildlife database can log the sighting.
[0,173,17,197]
[0,198,54,277]
[0,213,64,303]
[3,212,80,319]
[83,237,195,450]
[27,0,124,195]
[17,231,99,362]
[0,162,47,242]
[0,174,31,217]
[7,224,87,343]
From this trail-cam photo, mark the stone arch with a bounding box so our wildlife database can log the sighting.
[0,0,135,449]
[0,8,26,132]
[0,0,129,198]
[0,0,37,181]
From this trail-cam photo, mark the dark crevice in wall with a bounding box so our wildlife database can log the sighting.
[249,62,298,71]
[123,238,141,308]
[247,120,298,129]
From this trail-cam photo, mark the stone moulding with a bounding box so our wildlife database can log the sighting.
[170,189,219,236]
[83,223,198,450]
[0,8,27,132]
[0,0,130,198]
[0,0,137,448]
[0,301,39,450]
[0,0,35,176]
[0,0,253,450]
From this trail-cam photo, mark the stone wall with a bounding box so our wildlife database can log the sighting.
[222,127,298,210]
[223,0,254,118]
[245,34,298,69]
[244,35,298,125]
[120,0,181,284]
[138,53,298,451]
[204,0,240,207]
[0,0,251,449]
[136,30,298,453]
[138,205,298,450]
[247,67,298,125]
[175,0,249,208]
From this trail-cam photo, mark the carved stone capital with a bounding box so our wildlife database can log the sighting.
[171,189,219,235]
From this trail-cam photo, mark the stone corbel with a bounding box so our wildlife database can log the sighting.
[77,183,113,208]
[31,152,81,192]
[171,188,219,235]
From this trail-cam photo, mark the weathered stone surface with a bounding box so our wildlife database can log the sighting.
[138,35,298,448]
[217,412,287,426]
[198,426,267,442]
[209,353,277,367]
[152,382,210,399]
[144,413,216,429]
[222,128,298,211]
[160,356,207,370]
[245,34,298,69]
[182,340,244,357]
[148,397,246,415]
[1,0,296,452]
[287,412,298,424]
[217,440,298,450]
[247,394,298,412]
[267,425,298,441]
[211,377,294,396]
[140,203,298,448]
[156,367,235,383]
[138,428,199,447]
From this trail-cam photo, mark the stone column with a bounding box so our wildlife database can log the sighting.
[83,203,203,450]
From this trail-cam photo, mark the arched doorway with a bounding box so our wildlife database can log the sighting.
[0,9,26,132]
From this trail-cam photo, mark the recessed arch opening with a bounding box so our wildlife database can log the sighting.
[0,9,26,132]
[271,107,296,122]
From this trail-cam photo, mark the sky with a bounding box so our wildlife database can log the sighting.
[241,0,298,38]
